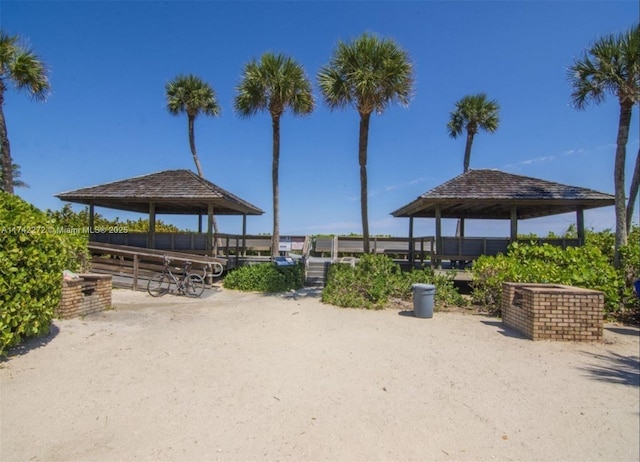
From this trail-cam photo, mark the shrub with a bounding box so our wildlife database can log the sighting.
[45,204,90,271]
[471,241,622,316]
[618,226,640,322]
[0,193,70,355]
[223,262,304,293]
[322,254,466,310]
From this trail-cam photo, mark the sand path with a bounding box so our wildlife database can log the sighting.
[1,287,638,461]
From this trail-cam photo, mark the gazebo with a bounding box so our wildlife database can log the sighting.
[56,169,264,254]
[391,169,615,264]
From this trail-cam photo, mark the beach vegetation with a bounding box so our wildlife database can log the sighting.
[223,262,304,293]
[322,254,466,310]
[471,226,639,321]
[0,193,74,355]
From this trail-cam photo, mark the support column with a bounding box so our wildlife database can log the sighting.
[510,205,518,242]
[198,214,203,233]
[435,206,442,269]
[242,214,247,257]
[408,216,414,268]
[207,203,214,256]
[89,204,95,241]
[148,202,156,249]
[576,206,585,245]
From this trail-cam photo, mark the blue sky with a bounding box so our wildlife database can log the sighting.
[2,1,638,237]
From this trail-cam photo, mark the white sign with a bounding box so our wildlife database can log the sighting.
[279,236,292,251]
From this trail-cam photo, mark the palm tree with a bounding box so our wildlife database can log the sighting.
[447,93,500,173]
[0,31,50,194]
[318,33,414,253]
[234,53,314,257]
[166,74,221,244]
[568,24,640,267]
[0,163,28,189]
[165,74,221,178]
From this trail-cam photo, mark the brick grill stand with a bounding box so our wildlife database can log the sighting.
[502,283,604,341]
[56,274,112,319]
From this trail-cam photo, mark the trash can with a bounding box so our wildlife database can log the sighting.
[412,283,436,318]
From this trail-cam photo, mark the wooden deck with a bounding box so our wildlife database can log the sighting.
[88,234,582,288]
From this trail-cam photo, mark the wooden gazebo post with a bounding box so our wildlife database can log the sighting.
[576,206,585,245]
[88,204,95,235]
[242,214,247,257]
[207,203,214,256]
[408,216,414,267]
[510,205,518,242]
[148,202,156,249]
[435,205,442,269]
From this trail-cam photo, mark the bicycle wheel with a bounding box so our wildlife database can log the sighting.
[148,273,171,297]
[210,262,224,278]
[184,273,205,298]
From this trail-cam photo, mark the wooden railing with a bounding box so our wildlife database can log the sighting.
[91,232,582,268]
[310,235,581,265]
[87,242,226,290]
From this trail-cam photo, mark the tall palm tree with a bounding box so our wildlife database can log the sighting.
[166,74,221,244]
[234,53,314,257]
[568,24,640,267]
[0,31,50,194]
[447,93,500,173]
[318,33,414,253]
[165,74,221,178]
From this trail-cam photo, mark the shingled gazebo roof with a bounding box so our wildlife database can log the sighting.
[56,169,264,216]
[391,169,614,219]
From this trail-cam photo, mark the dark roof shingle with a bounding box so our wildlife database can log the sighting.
[56,170,264,215]
[392,169,615,219]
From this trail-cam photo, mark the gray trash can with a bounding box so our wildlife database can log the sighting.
[412,283,436,318]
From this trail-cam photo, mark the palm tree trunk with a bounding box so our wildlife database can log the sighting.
[188,115,204,178]
[626,147,639,233]
[188,114,219,252]
[271,114,281,258]
[455,131,475,250]
[359,112,371,253]
[463,132,474,173]
[0,87,14,194]
[613,101,632,268]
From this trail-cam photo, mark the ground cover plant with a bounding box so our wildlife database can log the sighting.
[0,194,84,355]
[471,226,640,321]
[322,254,466,310]
[223,262,304,293]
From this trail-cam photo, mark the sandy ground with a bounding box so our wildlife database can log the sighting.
[1,287,639,462]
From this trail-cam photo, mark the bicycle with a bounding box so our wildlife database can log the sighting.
[147,256,205,298]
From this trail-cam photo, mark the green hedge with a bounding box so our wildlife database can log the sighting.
[0,193,71,354]
[321,254,466,310]
[470,240,629,317]
[223,262,304,292]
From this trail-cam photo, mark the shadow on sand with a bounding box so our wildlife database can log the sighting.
[268,286,324,300]
[604,326,640,337]
[480,320,529,340]
[1,324,60,362]
[578,351,640,387]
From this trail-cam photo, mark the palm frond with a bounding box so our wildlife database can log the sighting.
[165,74,221,118]
[234,52,314,119]
[317,33,414,116]
[447,93,500,137]
[0,31,50,101]
[568,24,640,109]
